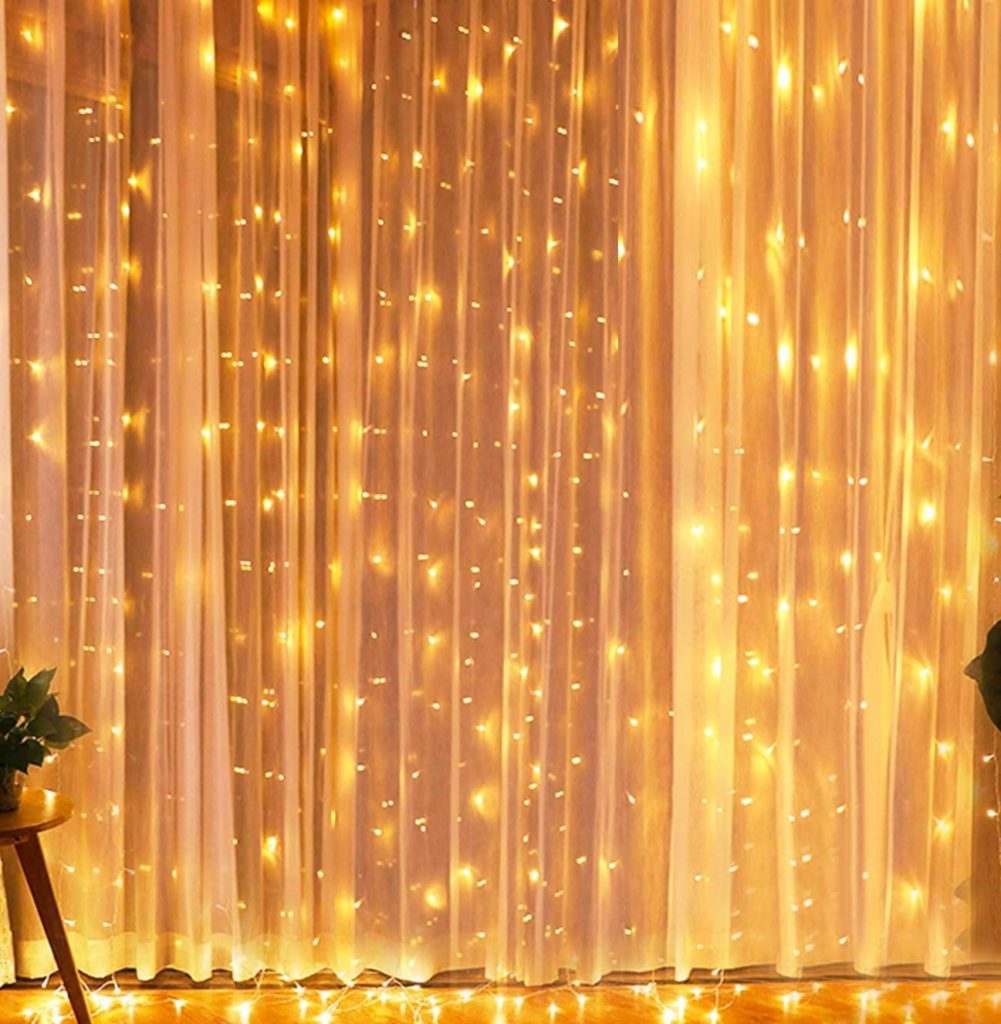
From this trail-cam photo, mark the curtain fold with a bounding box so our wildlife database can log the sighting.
[0,0,997,986]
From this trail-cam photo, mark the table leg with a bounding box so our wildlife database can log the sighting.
[15,834,92,1024]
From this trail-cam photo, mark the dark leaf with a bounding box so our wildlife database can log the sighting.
[0,736,33,774]
[968,620,1001,731]
[21,738,46,767]
[46,715,90,749]
[1,668,27,709]
[22,668,56,716]
[26,696,60,739]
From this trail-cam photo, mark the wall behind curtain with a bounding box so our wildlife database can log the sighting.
[0,0,997,986]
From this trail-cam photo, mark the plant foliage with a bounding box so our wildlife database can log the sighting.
[966,621,1001,731]
[0,668,90,774]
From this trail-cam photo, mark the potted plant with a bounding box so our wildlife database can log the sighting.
[0,667,90,812]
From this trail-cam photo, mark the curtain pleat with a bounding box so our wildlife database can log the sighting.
[0,0,996,986]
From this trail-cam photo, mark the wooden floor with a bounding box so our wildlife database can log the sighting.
[7,979,1001,1023]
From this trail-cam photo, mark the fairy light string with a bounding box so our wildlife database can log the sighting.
[0,0,995,994]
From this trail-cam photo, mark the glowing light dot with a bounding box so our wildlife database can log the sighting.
[919,502,936,524]
[845,341,858,374]
[840,551,853,570]
[776,61,792,92]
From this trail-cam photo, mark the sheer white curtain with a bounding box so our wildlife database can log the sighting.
[0,0,997,987]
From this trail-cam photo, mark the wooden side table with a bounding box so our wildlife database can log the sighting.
[0,788,91,1023]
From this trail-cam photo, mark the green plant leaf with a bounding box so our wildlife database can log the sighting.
[2,667,55,718]
[22,668,56,716]
[0,667,90,770]
[1,668,27,710]
[46,715,90,749]
[967,620,1001,730]
[22,737,46,767]
[26,695,60,739]
[0,735,34,773]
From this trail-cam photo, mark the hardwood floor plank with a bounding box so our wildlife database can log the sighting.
[4,980,1001,1023]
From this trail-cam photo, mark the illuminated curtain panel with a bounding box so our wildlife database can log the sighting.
[0,0,997,987]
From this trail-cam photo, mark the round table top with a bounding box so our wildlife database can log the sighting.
[0,788,73,843]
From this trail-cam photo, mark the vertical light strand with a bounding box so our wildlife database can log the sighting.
[667,0,701,980]
[724,0,757,965]
[495,0,530,980]
[0,0,12,976]
[857,0,900,971]
[0,0,14,672]
[447,0,481,965]
[592,0,626,981]
[876,0,913,967]
[195,0,235,976]
[847,0,871,972]
[882,0,924,968]
[697,0,728,970]
[771,0,798,975]
[393,0,421,971]
[161,0,232,974]
[350,0,386,979]
[969,0,1000,959]
[539,0,585,984]
[619,0,672,974]
[274,0,305,968]
[60,0,130,963]
[330,0,364,982]
[226,0,266,968]
[298,0,322,963]
[921,0,956,968]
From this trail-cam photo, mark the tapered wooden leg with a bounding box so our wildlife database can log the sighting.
[15,834,92,1024]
